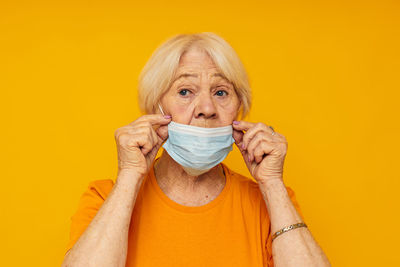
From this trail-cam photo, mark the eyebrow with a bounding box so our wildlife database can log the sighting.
[172,72,228,83]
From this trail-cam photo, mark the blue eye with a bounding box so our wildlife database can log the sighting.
[215,90,227,96]
[179,89,190,96]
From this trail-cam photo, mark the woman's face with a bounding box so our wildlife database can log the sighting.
[159,47,241,128]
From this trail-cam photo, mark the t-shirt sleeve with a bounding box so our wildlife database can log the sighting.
[263,186,304,267]
[65,179,114,255]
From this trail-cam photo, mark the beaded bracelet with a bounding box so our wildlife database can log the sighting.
[272,222,307,241]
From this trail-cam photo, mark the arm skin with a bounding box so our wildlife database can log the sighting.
[61,170,143,267]
[232,120,331,266]
[62,114,170,266]
[259,178,331,267]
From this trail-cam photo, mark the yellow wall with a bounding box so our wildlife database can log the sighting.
[1,0,399,266]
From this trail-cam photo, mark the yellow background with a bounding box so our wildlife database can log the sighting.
[1,0,399,266]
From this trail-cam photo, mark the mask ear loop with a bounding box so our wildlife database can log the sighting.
[157,103,169,156]
[158,103,165,116]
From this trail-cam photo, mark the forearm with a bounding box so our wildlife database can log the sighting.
[259,179,330,267]
[62,170,143,267]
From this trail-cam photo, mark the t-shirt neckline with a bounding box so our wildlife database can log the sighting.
[149,158,232,213]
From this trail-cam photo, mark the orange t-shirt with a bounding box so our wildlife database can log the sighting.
[65,161,303,267]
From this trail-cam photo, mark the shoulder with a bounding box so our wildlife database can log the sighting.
[71,179,115,219]
[83,179,115,200]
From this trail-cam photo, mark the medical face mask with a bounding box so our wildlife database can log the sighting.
[162,121,235,176]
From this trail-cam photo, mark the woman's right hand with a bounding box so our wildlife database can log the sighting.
[114,114,171,179]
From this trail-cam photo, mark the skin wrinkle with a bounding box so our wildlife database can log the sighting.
[172,72,228,84]
[161,73,239,128]
[63,35,330,267]
[154,46,240,206]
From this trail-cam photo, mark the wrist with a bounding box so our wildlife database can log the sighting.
[116,169,144,187]
[257,176,285,188]
[258,177,287,199]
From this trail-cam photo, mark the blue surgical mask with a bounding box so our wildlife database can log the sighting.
[162,121,235,176]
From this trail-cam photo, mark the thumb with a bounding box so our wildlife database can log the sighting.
[232,132,253,170]
[156,125,169,141]
[233,129,244,147]
[147,136,165,163]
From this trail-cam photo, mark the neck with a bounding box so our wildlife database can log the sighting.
[153,150,226,199]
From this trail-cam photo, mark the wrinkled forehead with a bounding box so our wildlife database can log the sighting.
[171,72,231,84]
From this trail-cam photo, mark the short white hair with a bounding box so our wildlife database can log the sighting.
[138,32,252,118]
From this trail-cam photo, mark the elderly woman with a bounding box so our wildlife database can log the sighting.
[62,32,330,267]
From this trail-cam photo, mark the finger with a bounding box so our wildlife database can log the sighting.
[232,129,244,148]
[238,144,257,173]
[150,128,159,149]
[254,142,273,164]
[133,120,163,137]
[156,125,169,141]
[246,133,269,162]
[147,129,166,161]
[142,140,158,155]
[126,128,157,155]
[125,132,153,156]
[242,123,270,150]
[140,132,156,156]
[233,133,252,166]
[232,120,256,132]
[237,142,250,165]
[132,114,172,126]
[147,143,160,162]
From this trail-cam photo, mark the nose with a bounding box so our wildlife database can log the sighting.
[194,92,217,120]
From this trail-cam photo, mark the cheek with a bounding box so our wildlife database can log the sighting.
[161,93,195,122]
[169,102,195,123]
[174,105,189,115]
[219,96,240,120]
[218,106,238,122]
[220,95,240,112]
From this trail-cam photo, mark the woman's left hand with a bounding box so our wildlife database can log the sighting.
[232,120,288,184]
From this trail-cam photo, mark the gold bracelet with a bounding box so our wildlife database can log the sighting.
[272,222,307,241]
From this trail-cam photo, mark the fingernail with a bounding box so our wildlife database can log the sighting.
[248,155,251,162]
[241,143,245,149]
[233,120,239,125]
[164,115,171,119]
